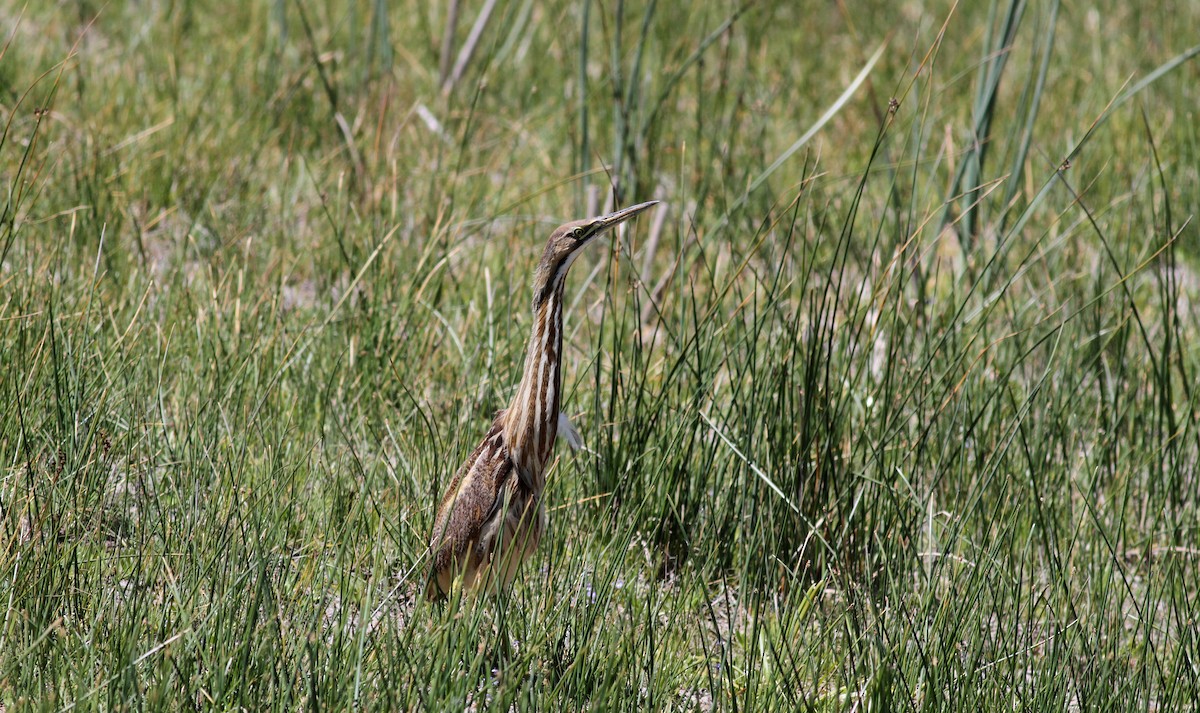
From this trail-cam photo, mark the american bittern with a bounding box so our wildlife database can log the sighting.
[426,200,660,600]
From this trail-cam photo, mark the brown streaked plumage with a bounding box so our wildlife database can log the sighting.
[426,200,661,600]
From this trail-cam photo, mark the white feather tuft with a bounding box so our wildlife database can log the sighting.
[556,412,583,451]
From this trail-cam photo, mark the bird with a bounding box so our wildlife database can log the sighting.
[425,200,661,601]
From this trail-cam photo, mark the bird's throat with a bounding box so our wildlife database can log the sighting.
[502,287,565,486]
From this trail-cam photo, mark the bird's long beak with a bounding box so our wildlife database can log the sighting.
[580,200,661,242]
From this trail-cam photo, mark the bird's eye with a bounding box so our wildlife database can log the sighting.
[572,228,584,239]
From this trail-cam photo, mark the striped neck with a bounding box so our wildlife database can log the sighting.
[503,286,565,487]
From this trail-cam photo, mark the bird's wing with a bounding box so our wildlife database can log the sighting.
[428,418,520,581]
[429,427,501,556]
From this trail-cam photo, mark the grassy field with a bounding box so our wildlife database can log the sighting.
[3,0,1199,709]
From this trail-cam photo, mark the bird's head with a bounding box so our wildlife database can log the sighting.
[531,200,660,307]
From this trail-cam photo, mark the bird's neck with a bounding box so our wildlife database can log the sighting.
[503,287,565,485]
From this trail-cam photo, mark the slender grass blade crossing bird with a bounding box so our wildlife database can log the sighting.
[426,200,661,601]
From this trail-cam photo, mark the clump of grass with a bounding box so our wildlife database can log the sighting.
[2,1,1199,709]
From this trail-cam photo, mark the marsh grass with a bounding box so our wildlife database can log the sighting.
[2,0,1199,709]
